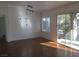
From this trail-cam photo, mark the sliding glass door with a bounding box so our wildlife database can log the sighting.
[71,13,79,50]
[57,14,72,45]
[57,13,79,50]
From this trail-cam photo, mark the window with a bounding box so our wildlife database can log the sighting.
[57,13,79,50]
[42,17,50,32]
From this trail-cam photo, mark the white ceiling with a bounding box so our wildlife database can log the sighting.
[25,1,74,12]
[3,1,75,12]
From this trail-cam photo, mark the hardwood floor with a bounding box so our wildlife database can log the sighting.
[5,37,79,57]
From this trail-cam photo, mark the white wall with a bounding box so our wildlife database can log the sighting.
[41,2,79,42]
[6,4,41,42]
[0,3,41,42]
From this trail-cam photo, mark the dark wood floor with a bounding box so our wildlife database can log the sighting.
[1,37,79,57]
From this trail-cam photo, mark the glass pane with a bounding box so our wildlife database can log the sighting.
[42,18,47,32]
[57,15,66,44]
[65,14,72,46]
[71,13,79,50]
[42,17,50,32]
[57,14,72,45]
[46,17,50,32]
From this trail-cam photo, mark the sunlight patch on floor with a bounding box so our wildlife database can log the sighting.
[40,41,79,53]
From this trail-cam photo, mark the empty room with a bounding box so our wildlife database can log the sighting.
[0,1,79,57]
